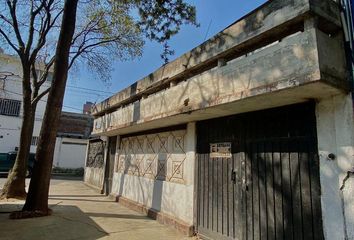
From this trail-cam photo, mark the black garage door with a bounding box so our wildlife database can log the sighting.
[196,102,323,240]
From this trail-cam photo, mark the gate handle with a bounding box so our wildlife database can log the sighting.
[231,169,237,184]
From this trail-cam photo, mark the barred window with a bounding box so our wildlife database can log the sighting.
[31,136,39,146]
[0,98,21,117]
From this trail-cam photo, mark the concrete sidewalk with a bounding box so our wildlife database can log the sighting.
[0,179,194,240]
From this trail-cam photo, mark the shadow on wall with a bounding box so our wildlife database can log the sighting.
[99,0,316,132]
[151,152,167,212]
[102,30,317,131]
[195,103,324,239]
[117,151,165,214]
[85,140,105,188]
[117,153,148,205]
[242,140,322,240]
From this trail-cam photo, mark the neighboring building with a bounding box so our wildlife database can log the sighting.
[53,111,93,169]
[83,101,94,114]
[0,53,52,153]
[85,0,354,239]
[0,52,93,170]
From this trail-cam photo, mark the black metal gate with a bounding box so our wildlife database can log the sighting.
[196,102,323,240]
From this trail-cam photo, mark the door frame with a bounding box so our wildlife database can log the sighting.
[194,102,323,240]
[104,136,117,195]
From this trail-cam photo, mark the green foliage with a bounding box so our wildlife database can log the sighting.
[73,0,198,79]
[137,0,198,62]
[0,0,197,82]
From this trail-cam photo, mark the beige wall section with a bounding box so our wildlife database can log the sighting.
[343,177,354,239]
[316,93,354,239]
[93,27,347,136]
[95,29,319,134]
[92,0,342,116]
[84,167,104,189]
[111,122,196,225]
[84,138,107,190]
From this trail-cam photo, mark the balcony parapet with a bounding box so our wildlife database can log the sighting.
[92,0,342,117]
[93,26,347,135]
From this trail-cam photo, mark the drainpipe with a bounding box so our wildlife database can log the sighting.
[340,0,354,93]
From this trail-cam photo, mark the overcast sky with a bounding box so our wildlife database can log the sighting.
[62,0,267,113]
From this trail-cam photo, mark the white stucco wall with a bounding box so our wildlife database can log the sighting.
[84,138,106,189]
[111,122,196,225]
[84,167,104,189]
[316,93,354,239]
[53,137,88,169]
[0,53,50,153]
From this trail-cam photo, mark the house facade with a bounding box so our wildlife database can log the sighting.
[0,52,52,154]
[85,0,354,239]
[0,52,92,172]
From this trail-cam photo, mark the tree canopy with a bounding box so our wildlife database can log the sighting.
[0,0,197,205]
[0,0,198,83]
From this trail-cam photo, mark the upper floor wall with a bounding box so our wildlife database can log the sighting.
[92,0,348,135]
[0,53,52,120]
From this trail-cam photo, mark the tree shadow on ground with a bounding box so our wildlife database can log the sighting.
[0,204,108,240]
[49,194,103,198]
[85,212,149,220]
[48,197,114,203]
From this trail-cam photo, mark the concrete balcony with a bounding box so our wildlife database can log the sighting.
[92,0,348,136]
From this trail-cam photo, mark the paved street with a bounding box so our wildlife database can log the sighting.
[0,178,193,240]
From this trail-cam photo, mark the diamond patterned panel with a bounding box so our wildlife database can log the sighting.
[116,129,186,184]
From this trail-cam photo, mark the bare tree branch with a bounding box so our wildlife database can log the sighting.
[0,28,19,53]
[37,56,55,87]
[69,36,121,69]
[0,13,14,26]
[6,0,25,52]
[30,62,38,84]
[31,86,50,105]
[25,0,46,56]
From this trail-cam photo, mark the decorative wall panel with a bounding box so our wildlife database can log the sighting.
[86,140,104,168]
[116,129,186,184]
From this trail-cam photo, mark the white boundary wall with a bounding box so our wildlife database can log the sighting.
[111,122,196,225]
[53,137,88,169]
[316,93,354,239]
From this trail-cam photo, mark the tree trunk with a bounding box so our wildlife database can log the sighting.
[22,0,79,214]
[1,64,35,199]
[1,106,35,199]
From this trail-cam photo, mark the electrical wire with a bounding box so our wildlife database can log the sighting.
[1,89,83,112]
[66,85,114,94]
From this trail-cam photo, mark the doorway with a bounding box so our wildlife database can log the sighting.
[196,102,323,240]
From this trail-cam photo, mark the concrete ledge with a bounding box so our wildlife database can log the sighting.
[92,0,341,116]
[115,195,195,237]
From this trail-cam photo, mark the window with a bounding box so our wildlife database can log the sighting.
[0,98,21,116]
[31,136,39,146]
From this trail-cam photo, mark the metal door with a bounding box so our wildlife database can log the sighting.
[196,102,323,240]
